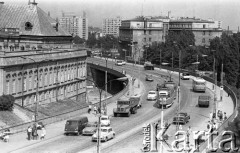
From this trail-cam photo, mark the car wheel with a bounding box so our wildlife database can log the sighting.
[105,137,108,142]
[113,133,115,139]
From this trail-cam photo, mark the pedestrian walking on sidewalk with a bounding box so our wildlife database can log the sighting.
[27,126,32,140]
[94,105,97,115]
[32,124,38,140]
[40,127,46,140]
[224,112,227,120]
[209,112,213,122]
[88,104,92,114]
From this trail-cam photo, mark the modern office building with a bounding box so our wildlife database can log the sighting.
[0,1,87,107]
[102,16,122,37]
[119,16,164,60]
[59,11,88,40]
[169,17,223,46]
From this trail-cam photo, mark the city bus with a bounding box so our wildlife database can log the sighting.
[192,77,206,92]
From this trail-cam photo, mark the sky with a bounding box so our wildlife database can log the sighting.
[6,0,240,31]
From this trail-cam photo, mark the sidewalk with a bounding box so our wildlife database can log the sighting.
[0,74,144,153]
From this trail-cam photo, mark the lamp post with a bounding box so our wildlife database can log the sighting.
[75,76,128,153]
[173,41,181,133]
[19,56,39,123]
[206,47,217,115]
[122,49,127,62]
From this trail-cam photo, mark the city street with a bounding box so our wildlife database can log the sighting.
[1,58,234,153]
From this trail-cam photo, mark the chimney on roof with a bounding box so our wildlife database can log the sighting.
[0,2,4,4]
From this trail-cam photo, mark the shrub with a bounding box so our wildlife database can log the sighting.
[0,94,15,111]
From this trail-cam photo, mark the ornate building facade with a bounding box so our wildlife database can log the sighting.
[0,1,87,107]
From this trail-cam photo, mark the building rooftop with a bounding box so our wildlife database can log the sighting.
[123,16,162,22]
[170,17,214,23]
[0,2,71,36]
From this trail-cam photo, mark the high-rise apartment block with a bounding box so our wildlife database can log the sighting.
[102,16,121,37]
[59,11,88,40]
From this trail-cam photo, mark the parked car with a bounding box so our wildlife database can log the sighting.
[82,122,98,136]
[101,115,110,126]
[145,74,153,82]
[92,127,115,142]
[147,90,157,100]
[172,112,190,125]
[181,72,190,80]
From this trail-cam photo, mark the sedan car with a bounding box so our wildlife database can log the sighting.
[101,115,110,126]
[181,72,190,80]
[172,112,190,125]
[145,74,153,82]
[147,90,157,100]
[82,122,98,136]
[115,60,125,66]
[92,127,115,142]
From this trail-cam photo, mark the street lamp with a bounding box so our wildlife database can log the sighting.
[191,54,208,76]
[75,76,128,153]
[20,56,54,123]
[122,49,127,62]
[19,56,38,123]
[173,41,181,132]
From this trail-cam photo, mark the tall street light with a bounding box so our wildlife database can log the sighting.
[173,41,181,132]
[19,56,39,123]
[206,47,217,115]
[75,76,128,153]
[20,56,54,123]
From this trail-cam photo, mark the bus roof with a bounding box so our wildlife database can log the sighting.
[193,77,206,83]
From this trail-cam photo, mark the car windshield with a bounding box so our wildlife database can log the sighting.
[86,123,96,127]
[117,61,122,63]
[66,121,78,126]
[149,91,156,94]
[101,129,108,132]
[183,73,189,76]
[101,117,108,120]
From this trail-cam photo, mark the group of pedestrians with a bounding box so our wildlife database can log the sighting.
[88,103,106,115]
[27,124,46,141]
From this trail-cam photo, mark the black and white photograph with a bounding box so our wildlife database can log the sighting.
[0,0,240,152]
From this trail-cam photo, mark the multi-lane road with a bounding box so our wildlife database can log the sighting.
[14,57,213,153]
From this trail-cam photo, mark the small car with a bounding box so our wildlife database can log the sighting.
[92,126,115,142]
[172,112,190,125]
[181,72,190,80]
[115,60,124,66]
[147,90,157,100]
[100,115,110,126]
[82,122,98,136]
[145,74,153,82]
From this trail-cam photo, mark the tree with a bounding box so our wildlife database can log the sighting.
[73,35,85,44]
[210,33,239,86]
[0,94,15,111]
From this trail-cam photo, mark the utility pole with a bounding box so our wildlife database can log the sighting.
[220,62,223,101]
[105,58,108,98]
[177,50,181,132]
